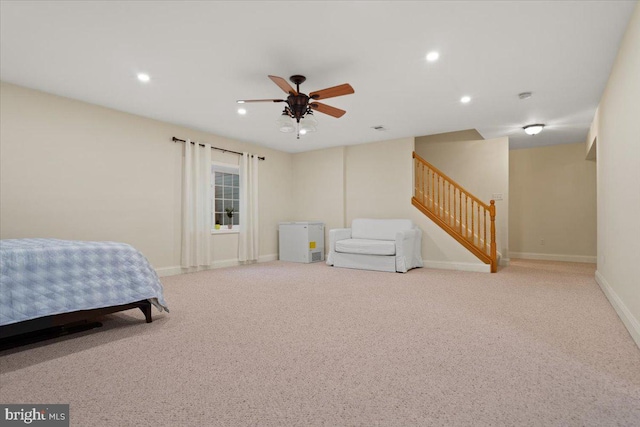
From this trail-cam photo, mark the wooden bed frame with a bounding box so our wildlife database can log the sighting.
[0,300,152,350]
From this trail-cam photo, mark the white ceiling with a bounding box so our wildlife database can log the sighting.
[0,1,636,153]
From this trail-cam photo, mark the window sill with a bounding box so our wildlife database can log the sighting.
[211,228,239,235]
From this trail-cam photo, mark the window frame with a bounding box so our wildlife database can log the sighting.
[211,162,240,234]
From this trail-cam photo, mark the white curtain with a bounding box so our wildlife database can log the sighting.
[181,139,212,268]
[239,152,259,262]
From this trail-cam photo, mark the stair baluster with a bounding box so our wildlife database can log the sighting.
[411,152,497,272]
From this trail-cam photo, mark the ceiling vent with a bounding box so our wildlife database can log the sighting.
[371,125,387,131]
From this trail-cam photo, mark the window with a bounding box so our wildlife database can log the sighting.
[211,163,240,231]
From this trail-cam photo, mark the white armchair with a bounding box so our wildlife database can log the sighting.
[326,218,423,273]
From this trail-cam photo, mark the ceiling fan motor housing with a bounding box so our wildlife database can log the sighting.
[287,93,310,122]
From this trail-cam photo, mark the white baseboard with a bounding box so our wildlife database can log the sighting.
[155,253,278,277]
[155,266,184,277]
[509,251,596,264]
[423,260,491,273]
[259,254,278,263]
[595,270,640,350]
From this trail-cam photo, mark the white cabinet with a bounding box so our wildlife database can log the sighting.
[278,222,325,263]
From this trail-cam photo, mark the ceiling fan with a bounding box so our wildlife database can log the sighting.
[237,75,354,138]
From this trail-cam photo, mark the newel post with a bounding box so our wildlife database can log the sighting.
[489,200,497,273]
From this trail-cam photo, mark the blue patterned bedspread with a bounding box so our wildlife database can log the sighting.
[0,239,169,326]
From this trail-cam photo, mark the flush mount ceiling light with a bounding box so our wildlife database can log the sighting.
[426,51,439,62]
[137,73,150,82]
[523,124,545,135]
[237,108,247,115]
[460,96,471,103]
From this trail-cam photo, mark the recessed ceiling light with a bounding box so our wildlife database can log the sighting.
[426,51,439,62]
[460,96,471,103]
[237,108,247,115]
[237,100,245,104]
[299,129,307,135]
[137,73,150,82]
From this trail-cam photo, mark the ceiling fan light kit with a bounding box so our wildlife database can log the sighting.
[237,75,354,139]
[277,110,296,133]
[299,110,318,133]
[523,124,545,135]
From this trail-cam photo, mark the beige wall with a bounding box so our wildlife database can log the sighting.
[0,82,293,272]
[415,137,509,260]
[593,2,640,347]
[509,142,597,262]
[415,129,484,144]
[586,107,598,161]
[292,146,346,247]
[345,138,416,221]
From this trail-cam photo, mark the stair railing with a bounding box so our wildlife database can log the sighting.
[412,152,497,272]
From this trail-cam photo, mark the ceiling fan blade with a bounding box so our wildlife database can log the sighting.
[268,75,298,95]
[310,102,346,118]
[237,99,285,103]
[309,83,354,100]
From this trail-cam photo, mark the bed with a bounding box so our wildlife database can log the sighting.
[0,239,169,346]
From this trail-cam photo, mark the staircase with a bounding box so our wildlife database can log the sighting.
[412,152,497,272]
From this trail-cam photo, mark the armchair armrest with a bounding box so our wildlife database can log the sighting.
[329,228,352,247]
[327,228,352,266]
[394,228,423,272]
[395,228,419,242]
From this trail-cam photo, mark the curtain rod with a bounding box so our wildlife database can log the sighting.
[172,137,265,161]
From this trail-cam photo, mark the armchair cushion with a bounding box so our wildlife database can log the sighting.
[335,238,396,256]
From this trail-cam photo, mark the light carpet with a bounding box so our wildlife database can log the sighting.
[1,260,639,426]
